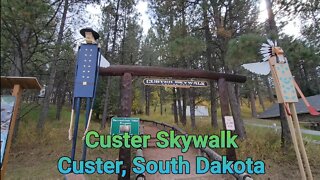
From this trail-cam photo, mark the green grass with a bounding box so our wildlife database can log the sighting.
[4,102,320,179]
[303,134,320,141]
[138,103,320,179]
[5,104,118,180]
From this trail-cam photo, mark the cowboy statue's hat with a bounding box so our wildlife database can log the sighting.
[80,27,100,40]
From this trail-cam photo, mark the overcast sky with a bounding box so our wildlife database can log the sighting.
[83,0,300,37]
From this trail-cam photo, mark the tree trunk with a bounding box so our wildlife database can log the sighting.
[218,78,237,161]
[182,89,187,126]
[279,104,291,148]
[266,0,292,148]
[264,76,275,103]
[228,83,246,139]
[56,76,67,120]
[153,102,157,113]
[55,80,62,120]
[101,76,111,129]
[145,86,150,116]
[210,81,218,128]
[257,91,265,111]
[177,88,183,125]
[300,62,311,95]
[189,88,196,129]
[202,2,218,128]
[160,88,163,116]
[37,0,69,131]
[11,45,23,76]
[313,68,320,94]
[101,31,111,129]
[250,90,257,118]
[265,0,278,37]
[255,75,265,111]
[312,68,320,93]
[111,0,121,54]
[102,0,121,118]
[12,26,30,140]
[172,88,178,124]
[235,83,241,105]
[120,7,127,64]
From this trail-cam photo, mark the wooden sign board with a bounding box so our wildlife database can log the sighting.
[1,76,42,90]
[1,76,42,178]
[1,96,16,168]
[143,78,208,88]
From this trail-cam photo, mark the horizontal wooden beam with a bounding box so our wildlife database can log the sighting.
[99,65,246,83]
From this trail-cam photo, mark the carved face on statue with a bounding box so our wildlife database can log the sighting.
[272,47,287,63]
[84,32,96,44]
[79,27,100,44]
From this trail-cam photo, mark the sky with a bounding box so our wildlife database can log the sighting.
[257,0,300,37]
[84,0,300,37]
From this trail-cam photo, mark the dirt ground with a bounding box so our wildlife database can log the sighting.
[140,124,233,180]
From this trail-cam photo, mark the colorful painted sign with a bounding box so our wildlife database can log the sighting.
[274,63,298,103]
[110,117,140,135]
[1,96,16,167]
[143,78,208,88]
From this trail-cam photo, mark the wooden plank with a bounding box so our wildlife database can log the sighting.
[99,65,247,83]
[1,76,42,90]
[283,106,307,180]
[290,103,313,180]
[1,84,23,178]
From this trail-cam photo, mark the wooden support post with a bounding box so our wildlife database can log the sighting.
[290,103,313,180]
[267,55,313,179]
[218,78,237,161]
[1,84,23,178]
[283,106,307,180]
[118,73,132,180]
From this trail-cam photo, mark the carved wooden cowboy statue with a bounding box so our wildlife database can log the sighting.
[68,27,101,163]
[80,27,100,44]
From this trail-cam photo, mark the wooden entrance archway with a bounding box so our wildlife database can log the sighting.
[99,65,246,128]
[99,65,247,180]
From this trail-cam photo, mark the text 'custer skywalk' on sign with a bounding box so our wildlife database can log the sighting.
[143,78,208,88]
[110,117,140,135]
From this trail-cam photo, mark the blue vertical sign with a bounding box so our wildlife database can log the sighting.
[69,43,101,161]
[68,28,110,164]
[74,44,100,98]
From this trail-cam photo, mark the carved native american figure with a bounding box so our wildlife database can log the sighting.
[260,40,298,103]
[241,40,319,116]
[242,39,316,180]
